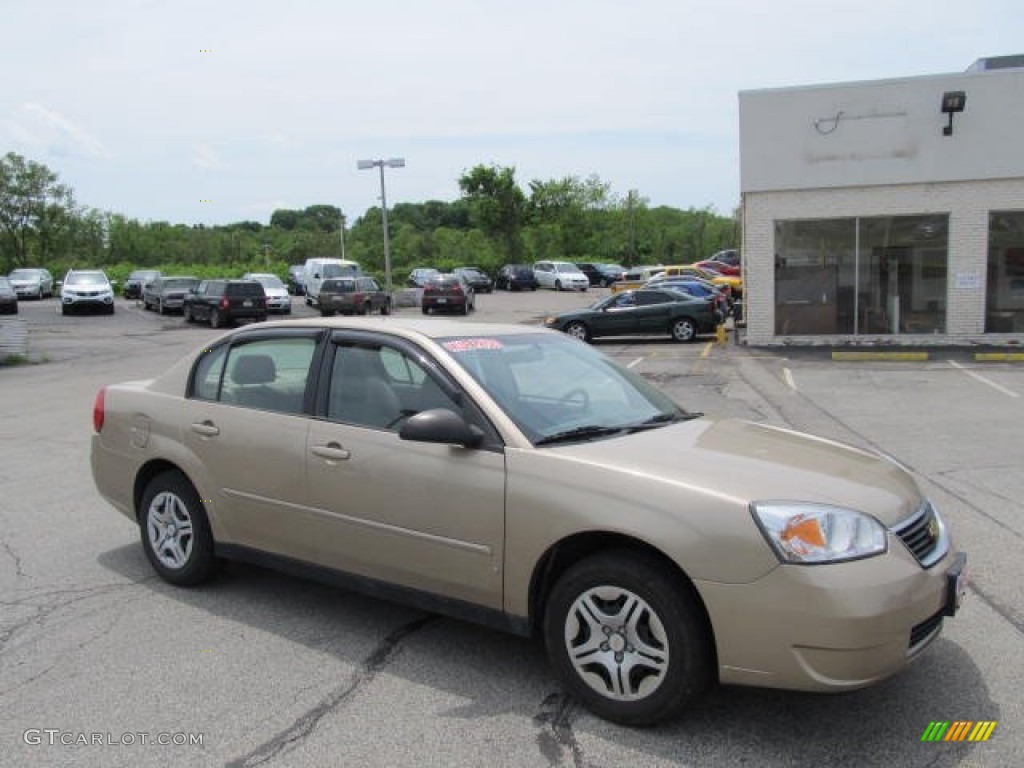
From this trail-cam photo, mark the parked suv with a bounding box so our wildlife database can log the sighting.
[318,276,391,316]
[60,270,115,315]
[576,262,624,287]
[183,279,267,328]
[496,264,537,291]
[123,269,161,299]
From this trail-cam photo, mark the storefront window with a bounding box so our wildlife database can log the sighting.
[986,211,1024,333]
[775,215,948,335]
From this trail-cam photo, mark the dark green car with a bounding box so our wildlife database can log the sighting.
[544,288,721,343]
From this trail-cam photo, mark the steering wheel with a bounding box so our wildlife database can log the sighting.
[560,388,591,411]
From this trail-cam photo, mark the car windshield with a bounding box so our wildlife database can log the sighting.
[322,263,358,279]
[163,278,198,290]
[130,270,158,280]
[9,269,40,279]
[67,272,107,285]
[439,332,691,445]
[252,275,284,289]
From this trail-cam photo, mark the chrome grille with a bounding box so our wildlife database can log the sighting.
[892,500,947,568]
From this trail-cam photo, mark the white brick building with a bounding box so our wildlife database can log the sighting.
[739,56,1024,345]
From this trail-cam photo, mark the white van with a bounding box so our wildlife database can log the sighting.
[303,258,362,305]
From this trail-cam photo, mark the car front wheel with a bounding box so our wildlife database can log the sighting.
[139,471,216,586]
[670,318,697,343]
[543,551,713,726]
[564,321,590,343]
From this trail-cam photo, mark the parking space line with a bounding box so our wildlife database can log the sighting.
[700,342,713,359]
[948,360,1020,398]
[783,367,797,392]
[627,357,644,368]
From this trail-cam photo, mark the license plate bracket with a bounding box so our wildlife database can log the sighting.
[944,553,968,617]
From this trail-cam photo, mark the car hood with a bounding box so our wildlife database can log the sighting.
[552,417,921,527]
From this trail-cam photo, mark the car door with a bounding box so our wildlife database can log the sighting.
[182,330,321,551]
[633,290,677,333]
[590,291,640,337]
[304,332,506,609]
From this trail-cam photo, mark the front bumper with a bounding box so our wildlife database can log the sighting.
[266,295,292,312]
[699,540,964,691]
[62,292,114,307]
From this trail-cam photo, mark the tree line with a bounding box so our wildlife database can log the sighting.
[0,152,738,285]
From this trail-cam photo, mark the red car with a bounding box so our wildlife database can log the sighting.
[695,259,740,276]
[421,274,475,315]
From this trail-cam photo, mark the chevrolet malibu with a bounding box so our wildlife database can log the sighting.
[90,319,965,725]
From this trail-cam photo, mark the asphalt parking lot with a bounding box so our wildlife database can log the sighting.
[1,291,1022,767]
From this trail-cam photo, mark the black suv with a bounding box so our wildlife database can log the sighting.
[453,267,493,293]
[123,269,161,299]
[183,279,267,328]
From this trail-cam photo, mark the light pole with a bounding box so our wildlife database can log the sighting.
[357,157,405,295]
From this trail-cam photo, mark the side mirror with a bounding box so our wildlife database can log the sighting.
[399,408,483,448]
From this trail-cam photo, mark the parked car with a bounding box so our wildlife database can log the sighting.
[694,259,741,277]
[60,269,115,315]
[123,269,161,299]
[143,276,201,314]
[645,276,732,314]
[576,262,625,287]
[533,261,589,292]
[407,267,441,288]
[243,273,292,314]
[286,265,306,296]
[0,276,18,314]
[545,288,720,343]
[90,318,966,726]
[610,265,666,293]
[303,258,361,306]
[8,268,54,299]
[453,267,494,293]
[421,273,474,315]
[318,276,391,316]
[709,249,740,268]
[496,264,538,291]
[658,265,742,298]
[183,279,267,328]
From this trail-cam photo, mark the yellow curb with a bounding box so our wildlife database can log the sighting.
[831,351,930,362]
[975,352,1024,362]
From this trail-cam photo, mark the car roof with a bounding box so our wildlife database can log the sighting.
[232,317,551,342]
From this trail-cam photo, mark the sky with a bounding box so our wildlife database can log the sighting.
[2,0,1021,227]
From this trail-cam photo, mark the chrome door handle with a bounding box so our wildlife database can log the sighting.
[191,420,220,437]
[311,442,351,461]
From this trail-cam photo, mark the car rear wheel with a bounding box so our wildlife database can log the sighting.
[564,321,590,343]
[555,280,563,291]
[157,299,165,315]
[670,318,697,343]
[139,471,216,586]
[543,550,713,726]
[209,308,221,329]
[380,301,391,316]
[183,306,193,323]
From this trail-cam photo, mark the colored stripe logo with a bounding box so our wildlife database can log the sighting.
[921,721,997,742]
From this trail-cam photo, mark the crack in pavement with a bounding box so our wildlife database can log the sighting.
[225,613,437,768]
[534,692,587,768]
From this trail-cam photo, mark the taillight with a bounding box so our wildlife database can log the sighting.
[220,296,229,309]
[93,387,106,433]
[451,285,463,295]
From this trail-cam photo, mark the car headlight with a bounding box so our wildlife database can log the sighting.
[751,501,887,564]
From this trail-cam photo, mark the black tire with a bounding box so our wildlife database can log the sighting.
[139,471,216,586]
[380,301,391,316]
[183,306,193,323]
[360,302,371,316]
[61,304,69,316]
[555,280,563,292]
[422,306,430,315]
[209,308,221,329]
[564,321,590,343]
[157,299,166,315]
[670,318,697,343]
[461,300,470,316]
[320,309,335,318]
[106,304,115,315]
[543,550,713,726]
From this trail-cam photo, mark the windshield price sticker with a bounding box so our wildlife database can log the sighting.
[442,338,504,353]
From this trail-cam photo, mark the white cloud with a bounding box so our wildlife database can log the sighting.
[3,102,109,159]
